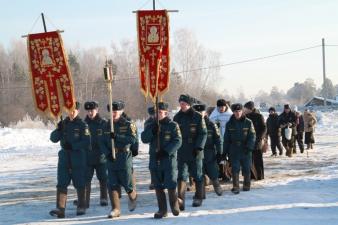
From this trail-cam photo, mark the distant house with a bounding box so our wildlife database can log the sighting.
[304,96,338,107]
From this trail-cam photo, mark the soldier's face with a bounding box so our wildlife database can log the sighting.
[284,108,290,113]
[179,101,190,112]
[218,106,226,113]
[87,109,98,119]
[234,110,243,119]
[69,109,79,120]
[158,110,167,120]
[112,110,122,121]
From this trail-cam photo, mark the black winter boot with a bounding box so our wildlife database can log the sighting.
[212,179,223,196]
[154,189,168,219]
[243,174,251,191]
[231,173,240,194]
[192,181,204,207]
[99,180,108,206]
[76,188,86,215]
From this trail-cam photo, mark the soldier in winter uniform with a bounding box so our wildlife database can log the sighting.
[174,94,207,209]
[244,101,266,180]
[83,101,108,207]
[193,103,223,196]
[119,101,139,196]
[144,106,156,190]
[266,107,283,156]
[223,103,256,194]
[101,101,138,218]
[141,102,182,219]
[278,104,297,157]
[49,102,90,218]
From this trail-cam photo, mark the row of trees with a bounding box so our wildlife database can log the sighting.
[0,29,337,126]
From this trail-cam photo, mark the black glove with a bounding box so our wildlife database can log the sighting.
[152,123,159,135]
[63,141,72,150]
[156,149,167,160]
[57,121,63,131]
[216,153,223,163]
[110,132,116,139]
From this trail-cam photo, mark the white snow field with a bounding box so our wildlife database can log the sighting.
[0,111,338,225]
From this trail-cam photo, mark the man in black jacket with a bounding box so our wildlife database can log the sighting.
[266,107,283,156]
[278,104,297,157]
[244,101,266,180]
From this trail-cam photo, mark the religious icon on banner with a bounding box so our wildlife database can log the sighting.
[137,10,170,101]
[26,31,76,120]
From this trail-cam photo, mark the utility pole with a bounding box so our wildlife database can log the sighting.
[322,38,327,106]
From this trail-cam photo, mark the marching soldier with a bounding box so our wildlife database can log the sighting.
[120,101,139,191]
[83,101,108,207]
[101,101,138,218]
[145,106,156,190]
[173,94,207,209]
[141,102,182,219]
[223,103,256,194]
[49,102,90,218]
[193,103,223,196]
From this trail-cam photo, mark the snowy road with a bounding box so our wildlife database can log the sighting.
[0,111,338,225]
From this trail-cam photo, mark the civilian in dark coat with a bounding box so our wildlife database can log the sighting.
[244,101,267,180]
[294,111,305,153]
[266,107,283,156]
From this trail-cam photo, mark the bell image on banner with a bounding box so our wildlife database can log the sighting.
[137,10,170,102]
[27,31,76,120]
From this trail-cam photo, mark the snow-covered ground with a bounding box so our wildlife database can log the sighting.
[0,111,338,225]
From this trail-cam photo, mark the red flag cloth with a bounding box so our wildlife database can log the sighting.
[27,31,75,120]
[137,10,170,101]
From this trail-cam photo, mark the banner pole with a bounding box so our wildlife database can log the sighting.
[41,13,47,32]
[104,60,116,160]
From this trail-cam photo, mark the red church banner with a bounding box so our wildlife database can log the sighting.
[137,10,170,102]
[27,31,75,120]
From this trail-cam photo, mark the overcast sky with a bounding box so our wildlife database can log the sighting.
[1,0,338,97]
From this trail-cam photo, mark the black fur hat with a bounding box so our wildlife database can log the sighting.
[75,101,80,110]
[268,107,276,112]
[147,106,155,115]
[179,94,192,105]
[231,103,243,111]
[107,101,125,112]
[84,101,98,110]
[158,102,169,111]
[244,101,255,110]
[193,104,206,112]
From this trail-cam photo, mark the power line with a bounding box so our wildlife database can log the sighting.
[175,45,321,74]
[0,44,328,90]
